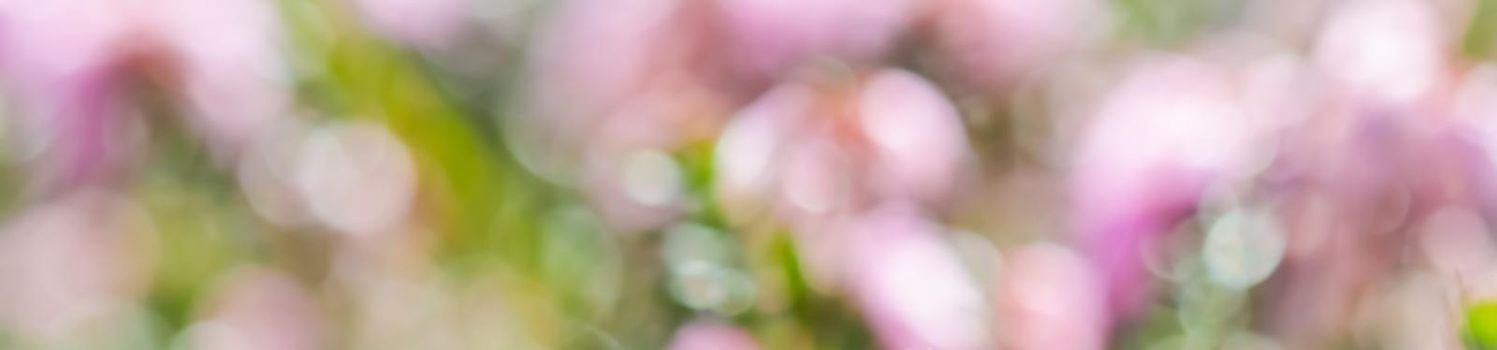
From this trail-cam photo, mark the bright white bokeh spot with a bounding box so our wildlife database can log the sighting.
[1203,208,1286,290]
[621,149,682,207]
[668,261,756,316]
[1314,0,1445,105]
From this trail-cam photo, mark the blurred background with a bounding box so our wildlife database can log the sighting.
[4,0,1497,349]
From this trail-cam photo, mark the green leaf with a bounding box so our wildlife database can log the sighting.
[1465,300,1497,349]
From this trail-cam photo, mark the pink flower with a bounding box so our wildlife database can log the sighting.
[713,0,915,81]
[1313,0,1448,107]
[714,68,972,229]
[929,0,1100,87]
[1071,56,1250,320]
[846,205,991,349]
[0,191,151,342]
[996,243,1106,350]
[712,69,974,294]
[523,0,694,151]
[189,268,326,350]
[0,0,288,192]
[859,69,974,206]
[667,319,759,350]
[517,0,728,233]
[354,0,468,47]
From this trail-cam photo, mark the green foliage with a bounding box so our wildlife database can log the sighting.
[1467,301,1497,349]
[1466,0,1497,58]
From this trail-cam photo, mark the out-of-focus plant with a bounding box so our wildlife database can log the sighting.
[1468,301,1497,349]
[2,0,1497,348]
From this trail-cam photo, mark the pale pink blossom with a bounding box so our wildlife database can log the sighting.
[713,68,972,230]
[521,0,690,163]
[0,0,288,192]
[929,0,1100,87]
[847,205,991,349]
[996,243,1106,350]
[667,319,759,350]
[0,191,152,342]
[713,0,915,81]
[1072,56,1250,320]
[190,268,326,350]
[1313,0,1449,107]
[859,69,974,206]
[354,0,469,47]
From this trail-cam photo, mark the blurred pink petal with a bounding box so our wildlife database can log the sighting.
[0,192,152,341]
[149,0,289,155]
[714,69,974,229]
[1314,0,1448,106]
[582,146,685,234]
[355,0,468,47]
[191,268,326,350]
[713,83,812,224]
[1072,57,1249,320]
[0,0,288,192]
[848,205,991,349]
[931,0,1099,87]
[525,0,684,142]
[294,121,418,236]
[858,68,972,205]
[997,243,1106,350]
[517,0,721,196]
[714,0,914,80]
[667,319,759,350]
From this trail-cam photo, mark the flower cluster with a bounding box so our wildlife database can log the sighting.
[1,0,1496,349]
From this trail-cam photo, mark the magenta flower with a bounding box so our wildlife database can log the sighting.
[1071,56,1251,321]
[0,0,288,192]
